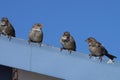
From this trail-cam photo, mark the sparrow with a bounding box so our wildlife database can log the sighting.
[0,17,16,40]
[86,37,117,62]
[60,31,76,53]
[29,23,43,46]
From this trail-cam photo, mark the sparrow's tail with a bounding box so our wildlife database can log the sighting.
[105,53,117,60]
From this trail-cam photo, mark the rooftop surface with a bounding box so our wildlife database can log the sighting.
[0,36,120,80]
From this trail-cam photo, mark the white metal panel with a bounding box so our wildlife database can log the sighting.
[0,36,120,80]
[0,36,31,70]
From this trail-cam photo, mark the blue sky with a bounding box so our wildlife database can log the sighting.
[0,0,120,60]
